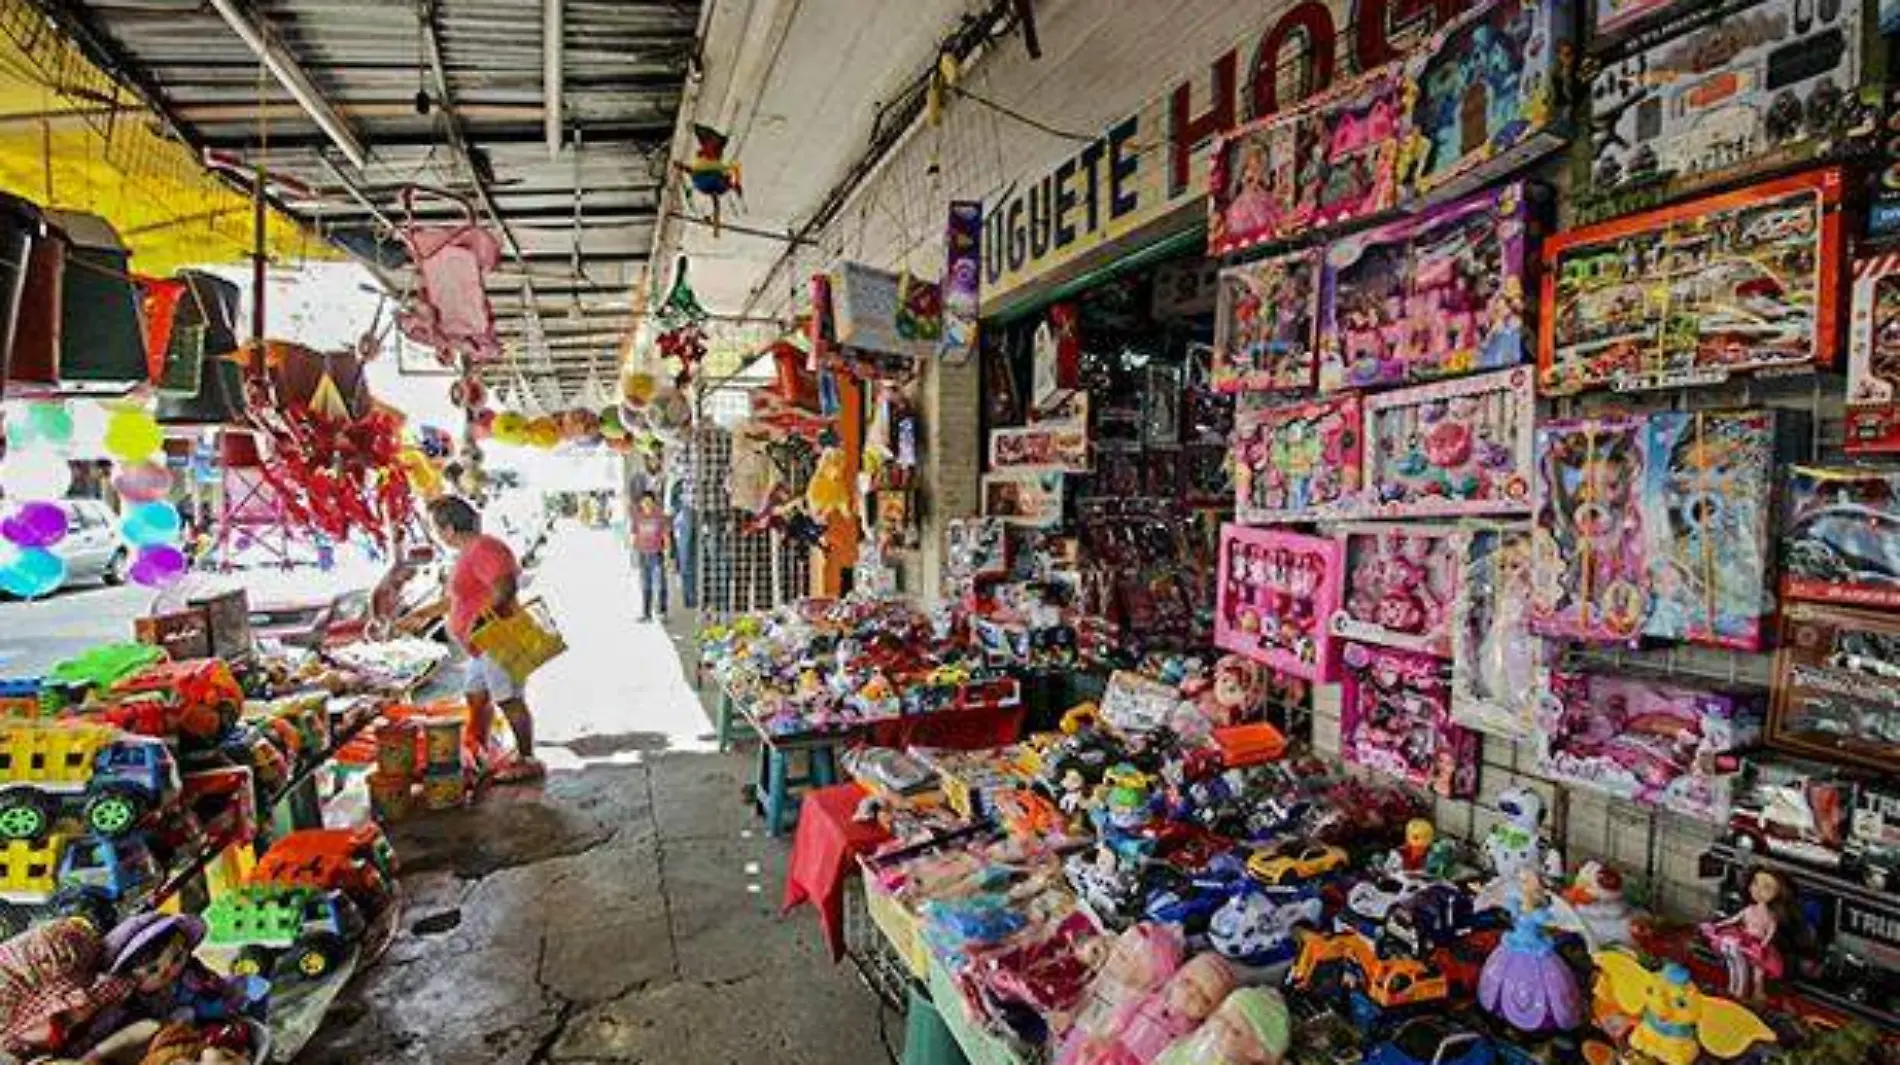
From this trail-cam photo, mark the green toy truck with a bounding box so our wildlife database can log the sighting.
[205,885,363,982]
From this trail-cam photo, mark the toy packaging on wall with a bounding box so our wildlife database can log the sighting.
[1540,169,1847,395]
[1339,641,1478,797]
[1208,69,1404,257]
[1782,465,1900,610]
[982,472,1066,528]
[1213,524,1345,682]
[1846,252,1900,452]
[1401,0,1575,199]
[1361,367,1536,517]
[990,423,1092,474]
[946,518,1009,584]
[1592,0,1675,36]
[1211,249,1320,394]
[1319,184,1533,393]
[1331,522,1464,657]
[1641,410,1787,650]
[1184,443,1233,507]
[1534,669,1765,819]
[1232,393,1364,523]
[1531,414,1650,643]
[1578,0,1874,224]
[1770,602,1900,772]
[1451,527,1542,739]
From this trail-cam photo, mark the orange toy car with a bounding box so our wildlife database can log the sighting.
[252,824,396,903]
[107,660,244,743]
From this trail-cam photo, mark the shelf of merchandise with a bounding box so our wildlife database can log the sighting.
[1701,841,1898,915]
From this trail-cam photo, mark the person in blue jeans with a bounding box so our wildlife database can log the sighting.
[632,490,670,621]
[668,471,697,609]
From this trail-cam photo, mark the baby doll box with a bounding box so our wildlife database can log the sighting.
[1576,0,1877,225]
[1532,669,1766,820]
[1769,602,1900,774]
[1213,524,1346,683]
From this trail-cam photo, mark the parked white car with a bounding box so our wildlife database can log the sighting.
[50,499,129,588]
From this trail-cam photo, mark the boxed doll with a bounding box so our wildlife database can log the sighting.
[1451,526,1543,740]
[1339,641,1478,797]
[1232,393,1364,523]
[1211,249,1321,395]
[1213,524,1345,682]
[1330,522,1464,657]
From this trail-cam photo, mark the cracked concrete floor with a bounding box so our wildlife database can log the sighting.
[296,528,896,1065]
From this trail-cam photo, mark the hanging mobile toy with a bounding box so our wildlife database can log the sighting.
[678,125,743,235]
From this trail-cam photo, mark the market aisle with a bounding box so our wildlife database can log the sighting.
[523,523,717,758]
[298,529,894,1065]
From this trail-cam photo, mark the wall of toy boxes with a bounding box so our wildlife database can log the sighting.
[961,0,1900,1027]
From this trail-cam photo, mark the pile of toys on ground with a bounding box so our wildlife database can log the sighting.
[847,652,1887,1065]
[0,629,419,1062]
[701,597,1026,737]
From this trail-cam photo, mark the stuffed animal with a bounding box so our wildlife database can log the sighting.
[1592,950,1775,1065]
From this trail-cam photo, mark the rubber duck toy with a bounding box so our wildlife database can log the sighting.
[1561,860,1635,947]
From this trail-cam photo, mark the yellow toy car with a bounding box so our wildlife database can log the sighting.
[1247,841,1348,885]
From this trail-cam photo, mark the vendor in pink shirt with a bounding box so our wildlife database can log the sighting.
[429,496,543,781]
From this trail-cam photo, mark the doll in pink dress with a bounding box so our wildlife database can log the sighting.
[1699,868,1796,1000]
[1224,144,1281,241]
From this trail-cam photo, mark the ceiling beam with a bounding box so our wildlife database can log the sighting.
[204,0,369,169]
[196,120,675,151]
[417,0,529,274]
[544,0,563,158]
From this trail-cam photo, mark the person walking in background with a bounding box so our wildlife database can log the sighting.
[430,496,544,781]
[633,490,671,622]
[667,445,697,610]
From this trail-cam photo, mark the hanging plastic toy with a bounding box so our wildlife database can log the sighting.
[677,125,743,235]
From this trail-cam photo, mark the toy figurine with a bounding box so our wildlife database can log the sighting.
[101,914,255,1026]
[1154,986,1292,1065]
[1478,867,1583,1033]
[1592,949,1777,1065]
[676,124,742,235]
[1560,861,1635,948]
[1699,867,1798,1001]
[1482,786,1561,891]
[1393,819,1434,873]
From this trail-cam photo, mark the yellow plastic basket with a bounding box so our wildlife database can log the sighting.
[468,600,567,685]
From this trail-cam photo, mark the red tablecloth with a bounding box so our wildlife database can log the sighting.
[863,703,1025,750]
[782,782,893,960]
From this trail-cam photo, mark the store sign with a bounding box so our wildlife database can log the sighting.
[980,0,1463,309]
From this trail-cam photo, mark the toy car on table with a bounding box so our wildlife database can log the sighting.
[1248,840,1349,886]
[0,723,180,842]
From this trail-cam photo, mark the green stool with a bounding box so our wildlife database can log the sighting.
[756,742,839,837]
[715,689,756,752]
[904,985,969,1065]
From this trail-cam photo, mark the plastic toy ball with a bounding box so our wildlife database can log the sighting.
[1,502,69,549]
[0,546,66,598]
[103,407,164,462]
[0,451,74,501]
[129,544,188,588]
[120,501,183,548]
[111,461,174,504]
[26,403,73,445]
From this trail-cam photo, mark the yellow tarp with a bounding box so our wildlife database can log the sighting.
[0,1,323,274]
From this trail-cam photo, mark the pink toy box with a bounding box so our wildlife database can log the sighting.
[1213,524,1345,683]
[1232,393,1364,523]
[1330,522,1464,657]
[1533,670,1764,820]
[1208,69,1404,257]
[1530,414,1649,644]
[1362,367,1536,518]
[1339,642,1478,798]
[1319,185,1533,394]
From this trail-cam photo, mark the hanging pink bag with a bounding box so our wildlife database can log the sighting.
[396,188,503,364]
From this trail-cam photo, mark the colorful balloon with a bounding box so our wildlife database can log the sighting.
[1,502,69,549]
[111,461,174,504]
[103,407,163,462]
[1,546,66,598]
[121,501,183,548]
[129,544,188,588]
[27,404,73,446]
[0,452,73,501]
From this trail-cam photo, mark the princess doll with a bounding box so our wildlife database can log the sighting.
[1478,867,1584,1033]
[1699,868,1797,1001]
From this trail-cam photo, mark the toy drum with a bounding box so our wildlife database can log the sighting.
[369,771,419,822]
[418,715,464,771]
[374,722,421,779]
[421,770,466,811]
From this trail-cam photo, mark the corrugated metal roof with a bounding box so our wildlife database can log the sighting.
[48,0,699,400]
